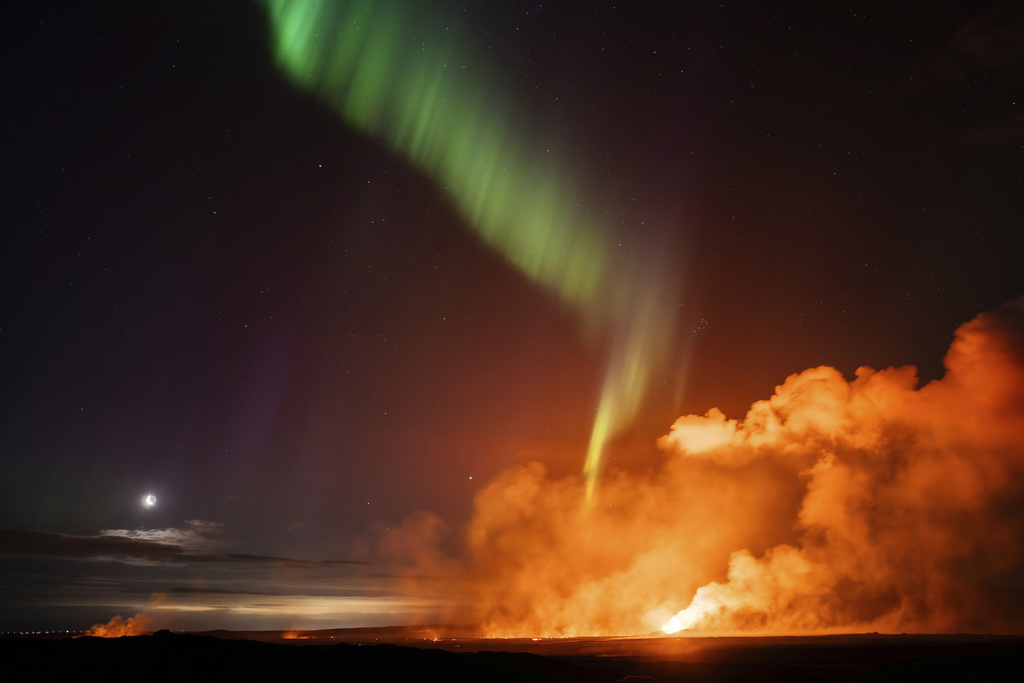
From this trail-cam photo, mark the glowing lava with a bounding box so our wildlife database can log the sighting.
[661,592,721,634]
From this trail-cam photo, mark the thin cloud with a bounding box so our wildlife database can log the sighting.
[100,519,229,554]
[0,528,368,568]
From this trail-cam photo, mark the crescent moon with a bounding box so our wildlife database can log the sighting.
[143,494,157,508]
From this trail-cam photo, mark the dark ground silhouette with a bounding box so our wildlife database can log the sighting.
[3,631,1023,682]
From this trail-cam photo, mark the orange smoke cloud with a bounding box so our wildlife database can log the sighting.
[282,630,314,640]
[82,612,152,637]
[457,298,1024,636]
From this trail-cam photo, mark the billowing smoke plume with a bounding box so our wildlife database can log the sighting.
[81,612,152,638]
[458,299,1024,636]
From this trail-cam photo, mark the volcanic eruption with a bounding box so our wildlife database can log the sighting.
[458,298,1024,637]
[257,0,1024,639]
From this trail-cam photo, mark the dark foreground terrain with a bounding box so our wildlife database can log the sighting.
[3,630,1022,682]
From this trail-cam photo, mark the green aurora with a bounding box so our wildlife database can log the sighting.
[261,0,678,499]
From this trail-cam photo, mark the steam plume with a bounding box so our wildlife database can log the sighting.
[460,299,1024,636]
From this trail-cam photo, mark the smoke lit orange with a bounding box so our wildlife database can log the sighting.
[81,613,152,638]
[450,298,1024,636]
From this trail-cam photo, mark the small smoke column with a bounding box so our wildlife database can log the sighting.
[81,613,152,638]
[460,299,1024,636]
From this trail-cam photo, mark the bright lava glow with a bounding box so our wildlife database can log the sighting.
[661,592,718,634]
[260,0,678,500]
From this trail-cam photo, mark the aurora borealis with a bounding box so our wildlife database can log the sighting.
[261,0,677,496]
[2,0,1022,633]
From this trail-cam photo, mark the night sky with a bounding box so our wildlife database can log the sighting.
[2,0,1022,632]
